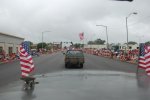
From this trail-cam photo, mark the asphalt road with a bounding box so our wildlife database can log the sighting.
[0,52,138,87]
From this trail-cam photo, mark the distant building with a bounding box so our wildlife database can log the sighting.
[53,42,62,50]
[119,44,139,50]
[84,44,139,50]
[31,44,37,49]
[0,32,24,55]
[84,44,107,49]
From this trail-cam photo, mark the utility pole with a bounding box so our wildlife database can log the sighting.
[96,25,109,49]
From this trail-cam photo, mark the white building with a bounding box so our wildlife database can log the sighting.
[84,44,107,49]
[0,32,24,55]
[119,44,139,50]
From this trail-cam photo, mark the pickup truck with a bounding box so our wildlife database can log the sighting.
[64,50,84,68]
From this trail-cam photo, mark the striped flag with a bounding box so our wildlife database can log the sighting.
[138,43,146,69]
[144,45,150,75]
[79,32,84,40]
[19,41,35,77]
[138,43,150,75]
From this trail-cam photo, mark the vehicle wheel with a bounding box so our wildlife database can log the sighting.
[24,83,29,90]
[30,81,35,90]
[80,64,83,68]
[65,63,67,67]
[65,63,69,68]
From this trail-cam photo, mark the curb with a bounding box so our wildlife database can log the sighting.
[0,59,19,64]
[0,53,53,64]
[0,52,58,64]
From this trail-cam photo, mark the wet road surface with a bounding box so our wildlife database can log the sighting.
[0,52,138,87]
[0,70,149,100]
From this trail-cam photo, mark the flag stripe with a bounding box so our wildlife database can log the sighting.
[20,59,33,64]
[138,64,146,68]
[20,56,32,61]
[22,72,29,77]
[147,69,150,72]
[21,67,30,72]
[79,32,84,40]
[145,46,150,75]
[21,69,30,73]
[138,61,145,65]
[20,62,34,68]
[138,43,150,75]
[138,66,146,69]
[138,43,146,69]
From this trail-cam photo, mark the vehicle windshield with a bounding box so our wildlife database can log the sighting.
[67,50,82,54]
[0,0,150,100]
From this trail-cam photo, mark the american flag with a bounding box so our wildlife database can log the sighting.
[79,32,84,40]
[144,45,150,75]
[19,41,35,77]
[138,43,146,69]
[138,43,150,75]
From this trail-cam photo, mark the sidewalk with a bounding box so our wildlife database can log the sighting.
[0,51,59,65]
[87,53,138,65]
[0,59,19,64]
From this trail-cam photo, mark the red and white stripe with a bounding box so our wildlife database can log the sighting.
[19,45,34,77]
[79,32,84,40]
[145,46,150,75]
[138,56,146,69]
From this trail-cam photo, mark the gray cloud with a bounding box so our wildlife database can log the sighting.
[0,0,149,44]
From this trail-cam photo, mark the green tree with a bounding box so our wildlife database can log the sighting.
[88,38,105,45]
[88,41,93,45]
[46,43,53,50]
[112,45,119,51]
[29,41,34,49]
[29,41,33,46]
[37,42,47,50]
[94,38,105,44]
[128,41,137,45]
[74,43,84,48]
[145,41,150,45]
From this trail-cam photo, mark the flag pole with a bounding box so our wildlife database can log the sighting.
[83,32,84,50]
[83,39,84,50]
[136,43,141,75]
[80,39,81,49]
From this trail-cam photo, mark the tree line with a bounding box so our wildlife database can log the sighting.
[29,39,150,50]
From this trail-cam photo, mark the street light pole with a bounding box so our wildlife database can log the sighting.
[126,17,129,49]
[126,12,137,50]
[106,26,108,49]
[96,25,109,49]
[42,32,43,50]
[42,31,51,50]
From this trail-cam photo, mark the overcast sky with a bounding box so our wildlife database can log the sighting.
[0,0,150,44]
